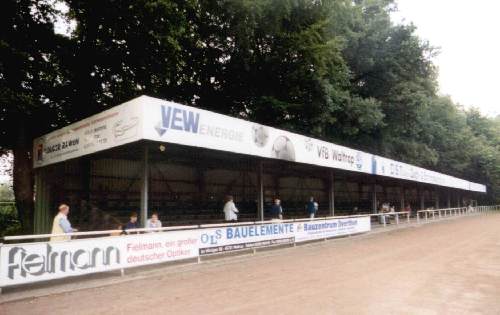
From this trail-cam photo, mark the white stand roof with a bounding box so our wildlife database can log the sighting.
[33,95,486,193]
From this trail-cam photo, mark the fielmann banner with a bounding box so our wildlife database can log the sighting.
[1,217,370,286]
[0,230,199,286]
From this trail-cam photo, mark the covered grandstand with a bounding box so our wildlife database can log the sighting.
[31,95,487,233]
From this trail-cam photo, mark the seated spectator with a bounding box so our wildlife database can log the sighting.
[124,212,139,233]
[146,212,162,231]
[110,224,124,237]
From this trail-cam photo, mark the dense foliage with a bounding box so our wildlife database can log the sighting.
[1,0,499,231]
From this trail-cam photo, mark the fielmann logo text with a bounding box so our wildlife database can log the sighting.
[6,244,120,279]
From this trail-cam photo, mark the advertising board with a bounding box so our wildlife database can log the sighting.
[32,98,143,168]
[0,216,372,286]
[141,97,373,175]
[294,217,371,243]
[0,230,199,286]
[198,222,296,255]
[32,95,486,192]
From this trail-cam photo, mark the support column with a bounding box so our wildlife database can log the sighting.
[372,182,377,213]
[435,189,440,209]
[196,167,205,209]
[419,187,425,210]
[447,190,451,208]
[257,160,264,221]
[328,170,335,216]
[400,187,405,211]
[140,144,149,227]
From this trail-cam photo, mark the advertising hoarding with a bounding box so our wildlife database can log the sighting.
[32,95,486,192]
[32,98,143,168]
[141,97,373,175]
[0,217,371,286]
[294,216,371,243]
[198,222,296,255]
[0,230,199,286]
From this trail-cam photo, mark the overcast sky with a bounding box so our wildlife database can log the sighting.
[391,0,500,117]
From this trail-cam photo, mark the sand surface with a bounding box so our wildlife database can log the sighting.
[2,214,500,315]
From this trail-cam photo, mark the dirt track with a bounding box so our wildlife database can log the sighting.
[2,214,500,315]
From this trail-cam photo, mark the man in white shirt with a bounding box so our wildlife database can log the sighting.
[223,195,239,221]
[50,204,77,241]
[146,212,162,231]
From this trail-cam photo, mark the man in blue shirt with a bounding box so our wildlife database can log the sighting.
[306,197,318,219]
[270,199,283,220]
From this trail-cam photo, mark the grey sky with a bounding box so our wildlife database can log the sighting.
[392,0,500,117]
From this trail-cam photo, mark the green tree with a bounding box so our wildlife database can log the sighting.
[2,0,499,236]
[0,0,72,233]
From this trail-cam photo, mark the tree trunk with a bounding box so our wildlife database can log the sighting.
[13,120,34,234]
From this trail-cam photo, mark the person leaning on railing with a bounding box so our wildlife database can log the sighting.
[124,212,139,234]
[404,204,412,217]
[146,212,162,232]
[50,204,78,242]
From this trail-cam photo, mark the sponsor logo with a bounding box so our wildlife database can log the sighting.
[252,124,269,147]
[304,138,313,152]
[6,244,120,280]
[155,104,244,142]
[302,219,358,232]
[371,156,377,174]
[155,105,200,136]
[331,149,354,165]
[296,223,303,232]
[199,237,294,255]
[44,139,80,154]
[113,116,139,139]
[271,136,296,161]
[200,224,294,246]
[317,145,355,166]
[356,152,363,170]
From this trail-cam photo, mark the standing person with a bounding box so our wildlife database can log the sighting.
[124,212,139,233]
[306,197,317,219]
[50,204,78,242]
[404,203,412,217]
[146,212,162,231]
[379,202,390,224]
[271,198,283,220]
[223,195,239,222]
